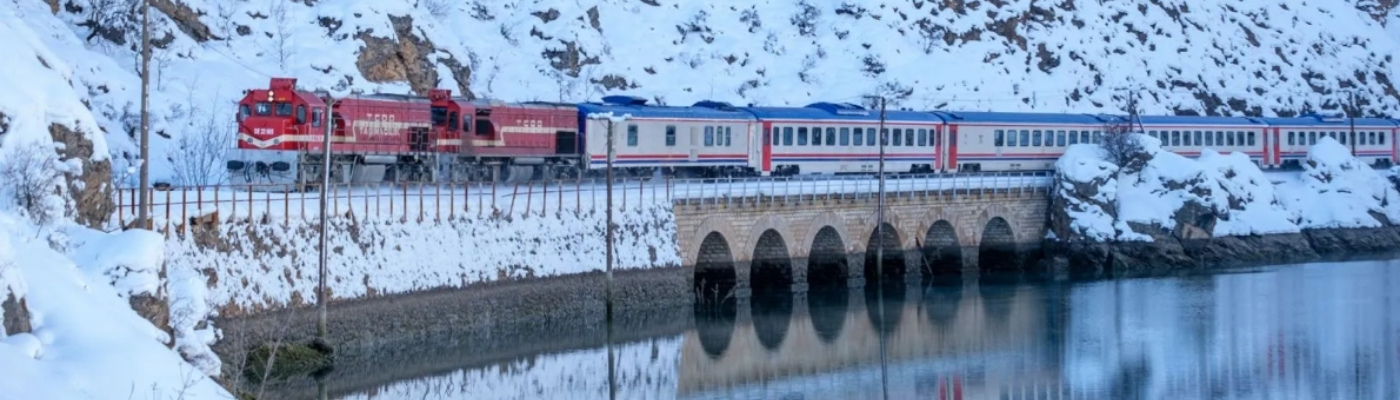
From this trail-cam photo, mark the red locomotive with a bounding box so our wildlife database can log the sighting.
[229,78,582,185]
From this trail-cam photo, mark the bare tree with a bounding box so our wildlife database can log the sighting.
[0,143,67,226]
[268,0,294,72]
[1099,117,1146,168]
[168,98,234,187]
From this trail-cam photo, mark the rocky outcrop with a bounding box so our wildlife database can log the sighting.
[1,292,29,336]
[149,0,217,42]
[355,15,439,95]
[48,123,113,229]
[1046,137,1394,273]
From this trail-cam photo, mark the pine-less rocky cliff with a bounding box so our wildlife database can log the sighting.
[1045,136,1400,273]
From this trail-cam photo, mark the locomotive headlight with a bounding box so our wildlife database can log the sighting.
[267,90,274,102]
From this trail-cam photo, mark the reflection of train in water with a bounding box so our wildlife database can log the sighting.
[229,77,1400,185]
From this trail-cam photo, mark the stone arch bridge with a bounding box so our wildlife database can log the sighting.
[675,177,1050,297]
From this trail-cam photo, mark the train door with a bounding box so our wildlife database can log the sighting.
[946,125,960,171]
[1270,127,1281,167]
[761,122,773,175]
[688,126,700,162]
[1392,128,1398,164]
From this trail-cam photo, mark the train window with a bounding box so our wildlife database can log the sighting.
[995,130,1005,147]
[665,126,676,146]
[725,127,733,146]
[1056,130,1067,147]
[1091,131,1102,144]
[1308,132,1316,145]
[1287,132,1294,145]
[853,128,864,146]
[447,112,459,131]
[1166,131,1176,147]
[1227,132,1236,146]
[812,127,823,145]
[868,128,878,146]
[917,129,928,146]
[704,126,714,147]
[840,127,850,145]
[892,129,903,146]
[1032,130,1042,147]
[1381,132,1387,145]
[1369,131,1377,145]
[239,104,252,121]
[797,127,808,146]
[627,125,639,147]
[904,129,914,147]
[1068,131,1079,145]
[1080,131,1089,144]
[1248,132,1256,146]
[1019,130,1030,147]
[463,116,472,132]
[431,107,448,126]
[255,102,271,115]
[1190,131,1198,146]
[783,127,794,146]
[275,102,293,116]
[825,128,835,146]
[310,108,323,128]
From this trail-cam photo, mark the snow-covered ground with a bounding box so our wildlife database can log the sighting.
[1053,135,1400,242]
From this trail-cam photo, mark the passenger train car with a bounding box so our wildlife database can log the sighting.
[228,77,1400,185]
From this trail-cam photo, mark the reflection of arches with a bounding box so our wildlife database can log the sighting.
[864,223,906,283]
[978,217,1020,272]
[865,283,905,337]
[808,226,848,288]
[978,280,1019,323]
[751,292,793,351]
[922,282,963,326]
[807,287,849,344]
[694,300,737,359]
[750,229,793,294]
[695,232,736,300]
[921,220,963,278]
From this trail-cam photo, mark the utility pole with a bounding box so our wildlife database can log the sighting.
[866,94,889,400]
[1348,91,1357,156]
[317,94,335,344]
[605,117,615,322]
[138,0,151,228]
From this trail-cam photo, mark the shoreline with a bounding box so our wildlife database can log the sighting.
[1041,226,1400,275]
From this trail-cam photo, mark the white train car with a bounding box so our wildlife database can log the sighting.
[1261,115,1397,168]
[578,97,759,177]
[744,103,947,175]
[1135,115,1270,165]
[934,112,1112,172]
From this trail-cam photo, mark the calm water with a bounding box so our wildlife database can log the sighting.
[331,258,1400,400]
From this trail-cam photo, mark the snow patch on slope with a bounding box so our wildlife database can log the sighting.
[164,203,679,313]
[1277,137,1400,229]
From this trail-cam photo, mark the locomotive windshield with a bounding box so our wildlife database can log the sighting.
[255,102,271,115]
[275,102,293,116]
[430,106,448,126]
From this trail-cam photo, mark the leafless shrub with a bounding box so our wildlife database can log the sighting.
[790,0,820,37]
[1100,118,1147,169]
[421,0,451,19]
[0,143,67,226]
[168,100,234,187]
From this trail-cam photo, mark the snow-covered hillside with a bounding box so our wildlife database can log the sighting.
[21,0,1400,184]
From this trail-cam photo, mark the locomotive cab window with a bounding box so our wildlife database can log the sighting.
[311,108,323,127]
[255,102,271,116]
[665,125,677,146]
[447,112,459,131]
[295,105,307,124]
[240,105,252,121]
[462,117,472,133]
[275,102,293,116]
[431,107,449,126]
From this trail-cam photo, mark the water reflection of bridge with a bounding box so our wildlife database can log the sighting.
[678,282,1065,397]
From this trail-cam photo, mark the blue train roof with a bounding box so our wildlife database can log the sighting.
[743,102,946,123]
[1259,114,1397,128]
[1134,115,1266,126]
[577,97,755,121]
[930,111,1111,125]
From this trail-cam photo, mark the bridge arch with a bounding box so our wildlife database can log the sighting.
[978,216,1020,272]
[807,226,849,289]
[921,220,963,278]
[750,229,793,294]
[694,232,737,300]
[863,222,905,283]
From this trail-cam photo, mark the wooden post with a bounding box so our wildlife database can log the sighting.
[196,186,203,223]
[163,189,171,230]
[264,188,271,222]
[491,179,497,213]
[448,182,455,220]
[557,177,563,214]
[284,185,290,225]
[509,183,519,215]
[576,177,581,215]
[117,187,124,227]
[389,182,395,219]
[402,181,409,221]
[245,185,253,222]
[301,184,307,223]
[525,182,533,217]
[418,181,425,222]
[180,188,187,232]
[216,187,222,222]
[541,179,548,216]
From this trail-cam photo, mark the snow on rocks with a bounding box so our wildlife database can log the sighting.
[0,213,229,399]
[164,202,679,315]
[1277,138,1400,229]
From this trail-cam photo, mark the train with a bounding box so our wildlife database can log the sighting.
[229,77,1400,185]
